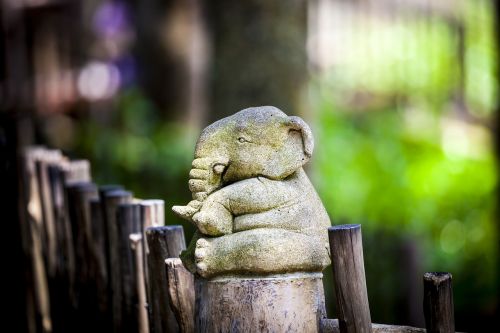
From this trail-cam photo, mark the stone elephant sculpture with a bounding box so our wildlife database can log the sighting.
[172,106,331,278]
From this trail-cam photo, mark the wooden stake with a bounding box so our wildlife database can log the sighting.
[165,258,194,333]
[89,198,111,329]
[140,200,165,330]
[145,226,186,333]
[130,233,150,333]
[328,224,372,333]
[22,147,54,332]
[423,272,455,333]
[117,203,142,332]
[141,200,165,229]
[34,149,63,277]
[102,189,132,332]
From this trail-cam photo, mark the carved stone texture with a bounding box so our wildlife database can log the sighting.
[172,106,331,278]
[195,273,325,333]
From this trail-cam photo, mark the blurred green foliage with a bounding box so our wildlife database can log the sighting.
[309,0,498,324]
[75,88,197,233]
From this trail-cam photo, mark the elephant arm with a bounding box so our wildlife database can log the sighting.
[192,176,299,236]
[190,228,330,278]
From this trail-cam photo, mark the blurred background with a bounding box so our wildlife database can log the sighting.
[1,0,498,332]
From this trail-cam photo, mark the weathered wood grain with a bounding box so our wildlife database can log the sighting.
[423,272,455,333]
[328,224,372,333]
[195,273,326,333]
[165,258,195,333]
[145,226,186,333]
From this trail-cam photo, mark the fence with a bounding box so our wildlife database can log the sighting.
[18,146,456,333]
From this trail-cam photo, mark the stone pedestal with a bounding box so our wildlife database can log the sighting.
[194,272,326,333]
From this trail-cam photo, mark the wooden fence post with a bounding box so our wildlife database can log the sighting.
[65,182,99,331]
[423,272,455,333]
[328,224,372,333]
[117,203,142,333]
[165,258,195,333]
[130,233,150,333]
[101,189,133,332]
[89,198,110,329]
[140,199,165,310]
[145,226,186,333]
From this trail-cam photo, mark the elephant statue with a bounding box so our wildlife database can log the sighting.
[172,106,331,278]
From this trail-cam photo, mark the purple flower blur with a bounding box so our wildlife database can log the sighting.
[93,2,130,38]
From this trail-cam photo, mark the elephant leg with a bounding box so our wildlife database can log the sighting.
[180,231,204,274]
[193,228,330,278]
[191,193,233,236]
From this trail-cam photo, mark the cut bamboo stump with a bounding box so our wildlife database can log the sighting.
[194,273,326,333]
[423,272,455,333]
[328,224,372,333]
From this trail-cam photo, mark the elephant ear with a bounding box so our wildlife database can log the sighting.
[287,116,314,158]
[263,115,315,180]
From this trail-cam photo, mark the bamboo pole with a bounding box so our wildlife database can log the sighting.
[328,224,372,333]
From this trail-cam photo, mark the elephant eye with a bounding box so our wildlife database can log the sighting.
[237,137,249,143]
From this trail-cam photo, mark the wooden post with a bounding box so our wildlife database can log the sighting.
[60,159,93,315]
[65,182,98,330]
[89,198,111,329]
[102,189,133,332]
[423,272,455,333]
[145,226,186,333]
[165,258,195,333]
[141,200,165,229]
[34,149,63,277]
[130,233,150,333]
[98,186,124,285]
[140,199,165,311]
[22,147,52,332]
[117,203,142,333]
[195,273,326,332]
[328,224,372,333]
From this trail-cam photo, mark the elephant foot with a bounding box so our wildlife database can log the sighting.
[194,237,216,278]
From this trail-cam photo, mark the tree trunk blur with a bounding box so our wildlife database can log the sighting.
[207,0,308,122]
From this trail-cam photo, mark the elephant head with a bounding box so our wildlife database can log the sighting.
[172,106,314,220]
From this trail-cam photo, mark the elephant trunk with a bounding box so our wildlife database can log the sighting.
[172,156,229,221]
